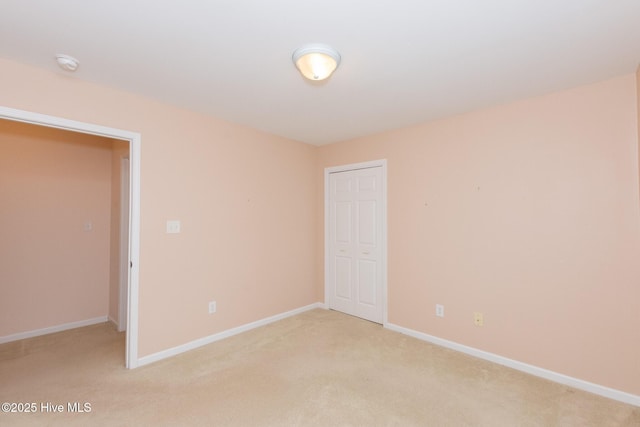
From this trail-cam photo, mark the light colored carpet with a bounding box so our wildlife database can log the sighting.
[0,309,638,426]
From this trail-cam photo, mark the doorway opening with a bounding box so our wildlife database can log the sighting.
[0,106,141,368]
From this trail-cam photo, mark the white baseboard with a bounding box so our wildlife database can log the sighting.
[137,303,323,367]
[385,322,640,408]
[107,316,119,329]
[0,316,109,344]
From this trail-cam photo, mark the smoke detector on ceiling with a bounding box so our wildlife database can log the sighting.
[55,54,79,72]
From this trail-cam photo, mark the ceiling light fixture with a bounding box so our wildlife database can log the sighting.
[292,44,341,81]
[55,54,79,72]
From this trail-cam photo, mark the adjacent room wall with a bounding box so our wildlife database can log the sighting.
[637,65,640,205]
[0,120,112,336]
[108,139,129,326]
[317,74,640,396]
[0,58,318,357]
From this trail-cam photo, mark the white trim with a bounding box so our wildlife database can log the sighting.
[108,315,118,327]
[324,159,388,325]
[138,303,323,367]
[0,106,141,369]
[127,124,141,369]
[385,322,640,407]
[0,316,108,344]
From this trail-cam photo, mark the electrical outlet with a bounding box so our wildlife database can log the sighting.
[208,301,217,314]
[474,312,484,327]
[435,304,444,318]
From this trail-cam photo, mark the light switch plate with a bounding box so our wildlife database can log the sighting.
[166,220,181,234]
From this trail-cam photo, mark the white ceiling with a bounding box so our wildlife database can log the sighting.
[1,1,639,145]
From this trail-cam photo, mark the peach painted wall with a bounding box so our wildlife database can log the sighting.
[108,139,129,325]
[637,66,640,205]
[0,120,112,336]
[317,74,640,395]
[0,58,318,356]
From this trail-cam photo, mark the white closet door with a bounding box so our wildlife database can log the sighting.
[328,166,383,323]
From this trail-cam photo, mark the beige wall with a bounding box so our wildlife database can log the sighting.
[637,66,640,205]
[0,58,318,357]
[0,120,113,335]
[317,74,640,395]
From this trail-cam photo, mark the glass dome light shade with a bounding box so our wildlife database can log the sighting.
[292,44,341,81]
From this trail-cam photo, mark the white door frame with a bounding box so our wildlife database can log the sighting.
[324,159,388,325]
[0,106,141,369]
